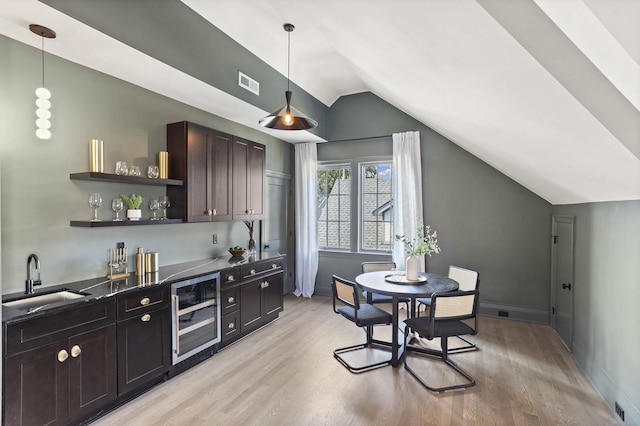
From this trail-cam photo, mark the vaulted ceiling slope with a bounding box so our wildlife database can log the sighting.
[2,0,638,205]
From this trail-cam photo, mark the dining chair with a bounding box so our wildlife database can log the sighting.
[417,265,479,353]
[360,262,410,311]
[331,275,393,373]
[402,289,480,392]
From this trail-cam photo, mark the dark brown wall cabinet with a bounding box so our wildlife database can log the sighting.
[232,137,265,220]
[116,286,171,395]
[167,121,233,222]
[3,301,117,426]
[167,121,265,222]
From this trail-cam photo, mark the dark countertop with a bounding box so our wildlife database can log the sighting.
[2,252,284,325]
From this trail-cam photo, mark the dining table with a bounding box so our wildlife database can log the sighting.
[355,270,459,367]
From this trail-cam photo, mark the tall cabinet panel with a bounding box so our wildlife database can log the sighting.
[167,121,232,222]
[233,137,265,220]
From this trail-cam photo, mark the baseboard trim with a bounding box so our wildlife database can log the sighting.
[478,302,549,324]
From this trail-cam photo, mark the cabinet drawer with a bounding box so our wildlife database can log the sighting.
[5,299,116,356]
[117,286,169,320]
[241,259,283,280]
[220,269,240,287]
[221,311,240,341]
[221,286,240,315]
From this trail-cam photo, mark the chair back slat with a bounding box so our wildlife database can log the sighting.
[362,262,396,273]
[448,266,478,291]
[333,276,357,308]
[433,291,478,320]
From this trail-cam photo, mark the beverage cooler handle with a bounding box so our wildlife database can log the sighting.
[172,295,180,355]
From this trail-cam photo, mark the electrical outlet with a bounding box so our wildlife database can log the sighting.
[615,401,625,421]
[212,234,218,244]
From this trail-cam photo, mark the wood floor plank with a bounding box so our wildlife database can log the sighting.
[91,295,617,426]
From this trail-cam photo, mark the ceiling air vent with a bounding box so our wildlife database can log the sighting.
[238,72,259,95]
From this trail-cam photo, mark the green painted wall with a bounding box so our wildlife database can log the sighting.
[0,35,292,293]
[42,0,327,139]
[553,200,640,425]
[319,92,553,322]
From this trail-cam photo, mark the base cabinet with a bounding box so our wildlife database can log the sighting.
[116,286,171,395]
[220,257,284,348]
[4,324,117,426]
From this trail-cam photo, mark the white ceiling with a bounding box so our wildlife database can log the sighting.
[2,0,639,204]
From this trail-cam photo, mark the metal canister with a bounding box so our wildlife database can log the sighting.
[145,252,159,272]
[136,247,145,276]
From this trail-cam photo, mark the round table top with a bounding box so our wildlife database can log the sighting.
[355,270,458,298]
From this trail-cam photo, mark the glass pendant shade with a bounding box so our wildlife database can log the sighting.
[259,91,318,130]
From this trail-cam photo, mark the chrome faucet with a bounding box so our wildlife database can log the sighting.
[26,253,42,295]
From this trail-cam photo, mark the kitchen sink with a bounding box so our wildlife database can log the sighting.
[3,290,86,311]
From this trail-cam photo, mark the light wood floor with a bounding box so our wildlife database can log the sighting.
[92,295,617,426]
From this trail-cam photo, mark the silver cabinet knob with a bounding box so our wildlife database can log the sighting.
[58,349,69,363]
[141,313,151,322]
[227,296,235,304]
[228,322,235,330]
[212,209,217,216]
[207,209,212,215]
[140,297,150,306]
[71,345,81,358]
[261,281,270,289]
[227,275,235,282]
[250,269,256,275]
[272,264,277,269]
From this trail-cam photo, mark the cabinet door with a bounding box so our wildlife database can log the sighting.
[247,142,265,218]
[4,342,69,426]
[263,273,284,317]
[240,279,264,331]
[209,131,233,220]
[186,124,212,222]
[232,138,250,219]
[233,138,266,220]
[117,308,170,395]
[68,325,117,422]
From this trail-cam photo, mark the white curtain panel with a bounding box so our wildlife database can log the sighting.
[392,131,424,271]
[294,142,319,297]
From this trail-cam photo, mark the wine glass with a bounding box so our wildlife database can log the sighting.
[159,195,170,220]
[147,165,159,179]
[129,165,141,176]
[88,193,102,221]
[111,198,123,221]
[115,161,128,176]
[148,199,160,220]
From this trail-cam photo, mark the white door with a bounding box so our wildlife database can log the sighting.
[551,216,574,350]
[265,172,295,294]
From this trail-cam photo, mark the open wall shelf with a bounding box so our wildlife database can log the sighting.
[70,172,183,186]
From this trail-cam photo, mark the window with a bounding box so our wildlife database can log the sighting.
[361,162,393,252]
[317,165,351,250]
[317,159,393,253]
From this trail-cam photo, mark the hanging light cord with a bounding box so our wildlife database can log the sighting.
[286,29,291,92]
[41,34,45,88]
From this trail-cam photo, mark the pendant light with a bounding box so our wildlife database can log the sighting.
[259,23,318,130]
[30,24,56,140]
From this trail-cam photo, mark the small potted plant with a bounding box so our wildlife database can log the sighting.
[396,220,440,281]
[120,193,144,221]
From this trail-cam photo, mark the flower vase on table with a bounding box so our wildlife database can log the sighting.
[405,256,420,281]
[396,220,441,281]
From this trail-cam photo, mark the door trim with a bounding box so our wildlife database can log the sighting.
[550,215,575,350]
